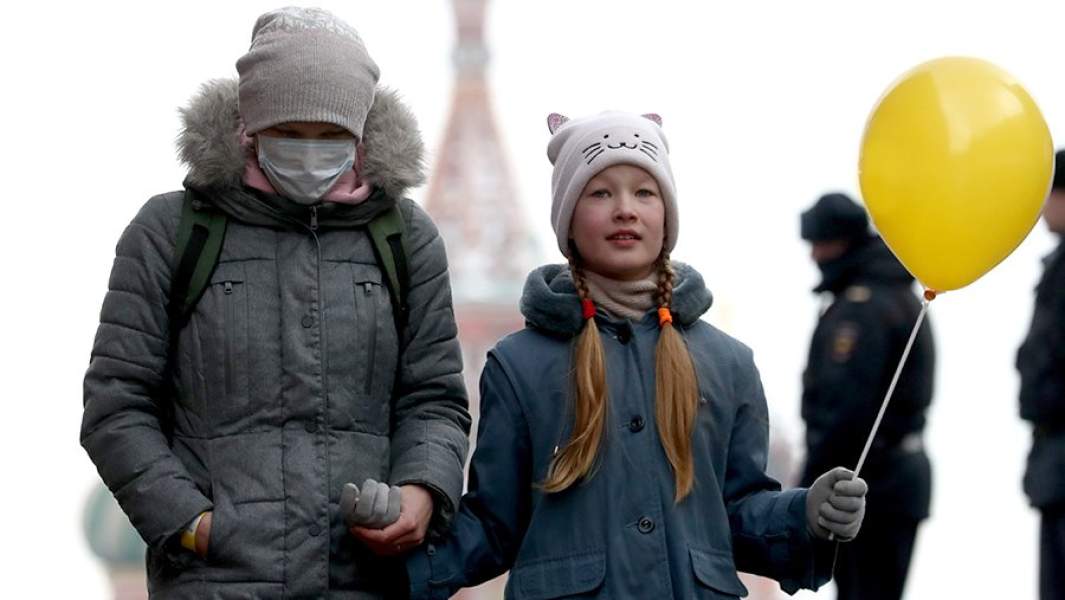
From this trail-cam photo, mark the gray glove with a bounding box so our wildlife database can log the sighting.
[340,479,402,530]
[806,466,868,541]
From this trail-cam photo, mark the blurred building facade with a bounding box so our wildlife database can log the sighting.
[423,0,535,596]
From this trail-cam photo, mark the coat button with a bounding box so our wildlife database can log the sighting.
[629,416,645,432]
[638,517,655,534]
[309,524,321,537]
[301,315,315,328]
[304,421,316,433]
[616,324,632,344]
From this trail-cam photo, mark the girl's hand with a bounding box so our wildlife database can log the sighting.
[341,479,402,529]
[805,467,867,541]
[350,485,434,556]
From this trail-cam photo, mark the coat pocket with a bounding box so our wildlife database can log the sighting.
[350,263,399,430]
[205,431,285,583]
[205,497,285,583]
[352,264,383,397]
[689,547,748,598]
[509,551,606,600]
[203,261,250,429]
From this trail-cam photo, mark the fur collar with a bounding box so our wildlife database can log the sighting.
[176,78,425,201]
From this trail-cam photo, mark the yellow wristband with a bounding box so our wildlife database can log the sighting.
[180,513,205,553]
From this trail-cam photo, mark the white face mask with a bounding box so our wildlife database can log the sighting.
[256,136,356,205]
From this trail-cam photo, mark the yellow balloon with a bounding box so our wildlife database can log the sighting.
[859,57,1054,292]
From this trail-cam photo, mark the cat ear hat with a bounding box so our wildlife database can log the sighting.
[546,111,679,257]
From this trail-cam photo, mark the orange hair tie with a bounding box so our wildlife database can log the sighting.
[658,307,673,327]
[581,299,596,320]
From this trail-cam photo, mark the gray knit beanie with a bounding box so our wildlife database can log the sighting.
[236,7,380,137]
[546,111,679,257]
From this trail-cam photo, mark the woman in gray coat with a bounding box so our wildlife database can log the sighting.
[80,8,470,598]
[404,112,868,599]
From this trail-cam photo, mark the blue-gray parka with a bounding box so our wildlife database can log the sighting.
[407,264,832,599]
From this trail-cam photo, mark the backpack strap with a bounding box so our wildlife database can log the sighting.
[168,188,228,333]
[367,202,409,332]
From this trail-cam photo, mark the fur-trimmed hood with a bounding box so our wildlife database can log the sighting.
[177,78,425,205]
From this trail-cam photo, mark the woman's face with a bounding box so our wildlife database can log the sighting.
[570,164,665,281]
[257,121,355,140]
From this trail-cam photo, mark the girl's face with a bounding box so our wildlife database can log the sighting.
[570,164,665,281]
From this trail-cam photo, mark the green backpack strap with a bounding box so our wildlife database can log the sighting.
[165,190,404,335]
[168,188,228,333]
[367,202,409,332]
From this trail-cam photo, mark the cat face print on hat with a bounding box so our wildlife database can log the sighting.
[546,111,678,257]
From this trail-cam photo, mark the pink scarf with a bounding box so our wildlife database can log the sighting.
[239,126,373,205]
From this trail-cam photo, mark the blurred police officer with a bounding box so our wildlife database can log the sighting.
[799,192,935,600]
[1017,149,1065,600]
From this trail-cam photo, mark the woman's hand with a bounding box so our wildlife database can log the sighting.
[806,467,867,541]
[194,511,212,558]
[349,485,434,556]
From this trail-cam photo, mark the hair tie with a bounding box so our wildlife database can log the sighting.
[581,299,596,320]
[658,307,673,327]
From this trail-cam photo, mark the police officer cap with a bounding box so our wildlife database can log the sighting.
[800,192,870,242]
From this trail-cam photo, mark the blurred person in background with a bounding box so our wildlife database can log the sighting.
[799,192,936,600]
[1017,148,1065,600]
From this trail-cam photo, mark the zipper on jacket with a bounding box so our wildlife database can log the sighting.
[310,228,329,434]
[363,282,377,395]
[223,281,234,400]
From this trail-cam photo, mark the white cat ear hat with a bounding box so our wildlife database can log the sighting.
[546,111,679,257]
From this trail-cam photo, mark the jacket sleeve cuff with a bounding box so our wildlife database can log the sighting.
[777,489,836,594]
[391,477,456,540]
[153,497,213,568]
[390,424,466,537]
[111,479,213,551]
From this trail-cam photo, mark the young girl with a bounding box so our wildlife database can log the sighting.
[399,111,867,599]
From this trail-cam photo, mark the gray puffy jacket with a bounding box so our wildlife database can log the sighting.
[81,79,470,599]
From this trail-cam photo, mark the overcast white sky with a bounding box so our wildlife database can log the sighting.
[1,1,1063,598]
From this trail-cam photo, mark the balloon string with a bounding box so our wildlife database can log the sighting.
[827,294,932,545]
[853,295,931,478]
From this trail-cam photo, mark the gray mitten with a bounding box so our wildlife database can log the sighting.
[805,467,868,541]
[341,479,402,529]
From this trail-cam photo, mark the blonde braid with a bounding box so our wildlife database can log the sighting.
[542,258,610,493]
[654,255,700,501]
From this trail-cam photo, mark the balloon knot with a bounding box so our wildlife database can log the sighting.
[923,289,938,302]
